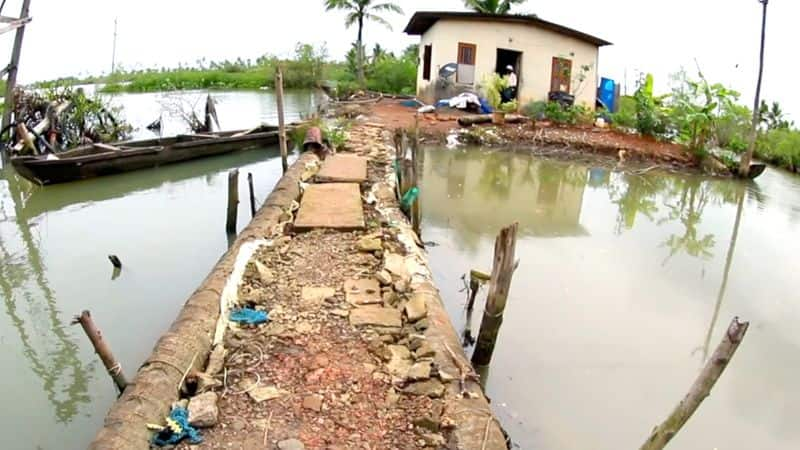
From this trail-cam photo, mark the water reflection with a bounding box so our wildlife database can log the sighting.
[0,176,93,423]
[420,146,800,450]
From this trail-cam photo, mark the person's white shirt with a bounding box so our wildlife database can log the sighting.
[508,72,518,88]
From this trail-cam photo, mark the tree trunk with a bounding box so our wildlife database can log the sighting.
[357,14,365,87]
[640,318,750,450]
[739,0,769,177]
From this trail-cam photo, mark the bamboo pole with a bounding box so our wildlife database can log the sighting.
[471,223,518,366]
[640,317,750,450]
[1,0,30,165]
[226,169,239,233]
[247,172,256,218]
[275,68,288,174]
[1,0,30,138]
[71,311,128,393]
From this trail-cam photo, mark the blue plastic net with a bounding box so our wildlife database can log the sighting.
[151,407,203,446]
[230,308,269,325]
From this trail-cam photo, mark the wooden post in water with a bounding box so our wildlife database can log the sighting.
[275,68,289,174]
[471,223,518,366]
[1,0,32,161]
[226,169,239,233]
[71,310,128,393]
[247,172,256,218]
[640,317,750,450]
[411,114,422,236]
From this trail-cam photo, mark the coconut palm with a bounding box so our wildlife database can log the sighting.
[324,0,403,86]
[739,0,769,177]
[463,0,527,14]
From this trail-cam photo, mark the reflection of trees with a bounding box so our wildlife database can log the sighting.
[478,152,515,201]
[608,174,666,234]
[0,174,93,423]
[660,178,717,262]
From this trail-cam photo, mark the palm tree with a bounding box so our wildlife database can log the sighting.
[739,0,769,177]
[463,0,527,14]
[324,0,403,86]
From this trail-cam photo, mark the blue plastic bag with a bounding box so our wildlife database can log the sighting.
[230,308,269,325]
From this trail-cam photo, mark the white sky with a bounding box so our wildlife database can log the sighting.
[1,0,796,119]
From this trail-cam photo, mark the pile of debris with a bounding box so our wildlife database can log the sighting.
[5,85,132,156]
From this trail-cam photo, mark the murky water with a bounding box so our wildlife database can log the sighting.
[420,148,800,450]
[0,90,315,449]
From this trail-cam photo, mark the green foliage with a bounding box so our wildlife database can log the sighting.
[289,117,352,152]
[463,0,528,14]
[759,100,793,130]
[756,128,800,172]
[667,69,744,154]
[610,96,636,129]
[633,73,669,138]
[714,102,751,153]
[523,101,593,125]
[366,51,417,95]
[521,100,548,119]
[479,73,508,109]
[499,100,518,114]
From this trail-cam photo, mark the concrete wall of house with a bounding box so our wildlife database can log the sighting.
[416,19,600,108]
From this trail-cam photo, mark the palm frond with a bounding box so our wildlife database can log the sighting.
[344,12,359,28]
[363,12,393,30]
[369,2,403,14]
[324,0,355,11]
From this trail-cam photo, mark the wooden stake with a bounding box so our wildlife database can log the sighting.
[1,0,31,142]
[226,169,239,233]
[411,115,421,236]
[71,310,128,393]
[275,68,288,174]
[247,172,256,218]
[471,223,518,366]
[640,317,750,450]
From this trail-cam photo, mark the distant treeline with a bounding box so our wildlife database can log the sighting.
[30,42,418,97]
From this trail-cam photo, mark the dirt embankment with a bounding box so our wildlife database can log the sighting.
[365,100,700,171]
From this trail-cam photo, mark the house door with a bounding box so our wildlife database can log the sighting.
[457,42,476,84]
[551,57,572,93]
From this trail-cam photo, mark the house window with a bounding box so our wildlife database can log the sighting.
[551,57,572,93]
[423,45,432,81]
[457,42,477,84]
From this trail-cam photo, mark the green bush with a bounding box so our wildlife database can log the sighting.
[522,101,548,119]
[525,101,593,125]
[756,128,800,171]
[633,74,669,138]
[611,96,636,128]
[366,55,417,95]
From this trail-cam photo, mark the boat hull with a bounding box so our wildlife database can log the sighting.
[11,129,281,185]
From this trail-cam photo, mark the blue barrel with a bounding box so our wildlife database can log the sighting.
[598,78,616,112]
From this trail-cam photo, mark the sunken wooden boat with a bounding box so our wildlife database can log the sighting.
[11,126,282,185]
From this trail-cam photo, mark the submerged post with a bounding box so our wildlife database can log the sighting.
[275,68,288,173]
[640,317,750,450]
[471,223,518,366]
[226,169,239,233]
[411,114,422,236]
[72,311,128,393]
[247,172,256,218]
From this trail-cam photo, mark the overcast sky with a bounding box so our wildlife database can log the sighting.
[1,0,796,119]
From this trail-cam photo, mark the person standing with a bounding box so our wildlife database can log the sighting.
[504,65,518,102]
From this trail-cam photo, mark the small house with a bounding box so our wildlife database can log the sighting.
[403,12,612,108]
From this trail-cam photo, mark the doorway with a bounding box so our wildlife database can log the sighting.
[495,49,522,80]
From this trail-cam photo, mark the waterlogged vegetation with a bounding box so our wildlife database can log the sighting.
[520,68,800,173]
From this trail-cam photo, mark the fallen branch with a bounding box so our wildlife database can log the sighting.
[640,317,750,450]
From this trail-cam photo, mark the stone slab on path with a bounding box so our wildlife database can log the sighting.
[316,154,368,183]
[294,183,365,230]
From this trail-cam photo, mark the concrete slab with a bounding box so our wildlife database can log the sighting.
[316,154,368,183]
[294,183,365,230]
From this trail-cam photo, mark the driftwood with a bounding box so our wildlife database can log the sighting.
[458,114,528,126]
[471,223,518,366]
[640,317,750,450]
[90,152,320,450]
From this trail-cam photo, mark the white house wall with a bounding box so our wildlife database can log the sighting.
[416,19,600,108]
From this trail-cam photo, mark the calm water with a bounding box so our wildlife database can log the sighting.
[420,148,800,450]
[0,89,315,449]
